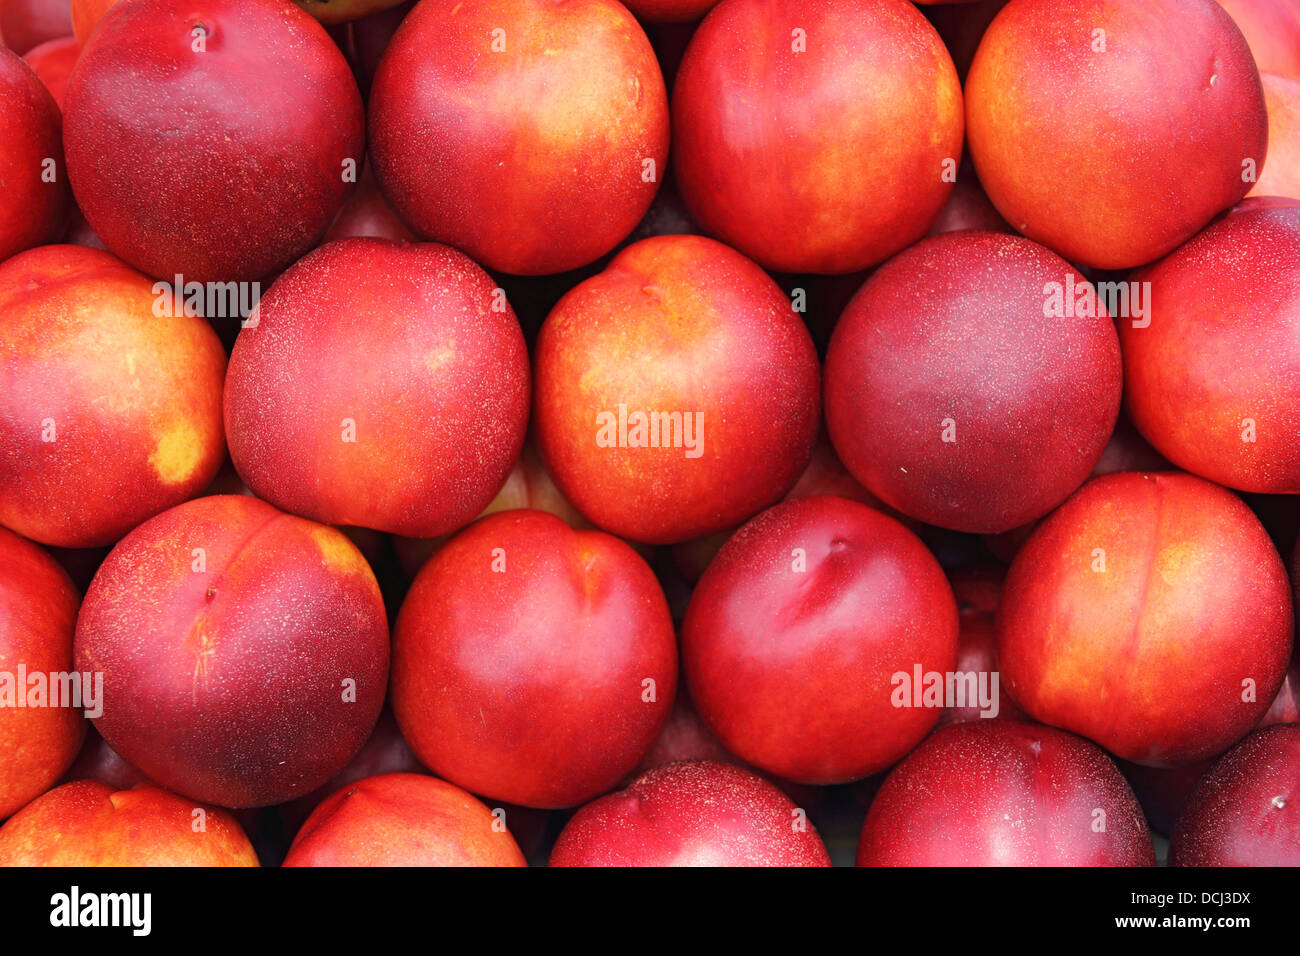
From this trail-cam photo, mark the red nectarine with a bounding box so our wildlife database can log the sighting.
[997,472,1294,766]
[0,781,258,865]
[858,721,1155,866]
[0,46,67,262]
[392,509,676,808]
[673,0,963,273]
[534,234,820,545]
[369,0,668,275]
[683,495,958,783]
[1121,205,1300,493]
[75,495,390,808]
[63,0,364,281]
[0,245,226,548]
[825,231,1122,533]
[0,527,84,820]
[1171,724,1299,865]
[551,761,831,866]
[283,773,526,867]
[224,238,530,538]
[967,0,1267,269]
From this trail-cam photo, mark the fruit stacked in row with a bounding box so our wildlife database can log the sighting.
[0,0,1297,866]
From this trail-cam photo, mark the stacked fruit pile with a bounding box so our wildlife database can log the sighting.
[0,0,1297,867]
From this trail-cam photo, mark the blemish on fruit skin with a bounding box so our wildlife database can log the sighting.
[309,526,364,575]
[149,420,204,484]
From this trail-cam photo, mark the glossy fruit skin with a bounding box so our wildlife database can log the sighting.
[283,773,526,867]
[63,0,364,282]
[673,0,962,274]
[825,231,1122,533]
[1121,206,1300,493]
[534,234,820,545]
[392,509,676,809]
[0,47,68,262]
[550,761,831,866]
[369,0,668,276]
[224,238,530,537]
[74,495,390,809]
[683,496,958,784]
[1250,73,1300,201]
[857,721,1155,866]
[0,245,227,548]
[1171,724,1300,865]
[0,527,84,819]
[997,472,1294,767]
[0,781,258,865]
[967,0,1267,269]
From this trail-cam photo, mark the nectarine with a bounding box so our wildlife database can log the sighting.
[63,0,364,281]
[967,0,1267,269]
[0,781,258,865]
[0,527,84,820]
[75,495,390,808]
[1171,724,1299,865]
[683,496,958,783]
[825,231,1122,533]
[0,245,226,548]
[997,472,1294,766]
[551,761,830,866]
[0,46,67,262]
[369,0,668,275]
[283,773,526,867]
[1121,205,1300,493]
[534,234,820,545]
[224,238,530,538]
[857,721,1155,866]
[392,510,676,808]
[672,0,963,273]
